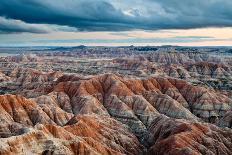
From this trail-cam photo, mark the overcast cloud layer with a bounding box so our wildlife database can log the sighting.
[0,0,232,33]
[0,16,80,34]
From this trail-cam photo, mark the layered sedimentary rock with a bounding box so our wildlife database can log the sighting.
[0,71,10,82]
[0,47,231,98]
[147,115,232,155]
[0,94,143,155]
[0,73,231,154]
[0,68,63,97]
[9,68,62,86]
[53,74,231,123]
[0,46,231,154]
[0,115,143,155]
[0,94,73,138]
[147,52,222,65]
[217,111,232,128]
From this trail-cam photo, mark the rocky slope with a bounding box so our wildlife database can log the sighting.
[217,110,232,128]
[0,73,231,154]
[0,47,231,155]
[0,94,143,155]
[148,115,232,155]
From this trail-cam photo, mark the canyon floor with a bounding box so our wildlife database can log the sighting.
[0,46,231,155]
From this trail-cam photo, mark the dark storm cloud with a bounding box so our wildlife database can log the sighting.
[153,0,232,28]
[0,16,78,34]
[0,0,232,33]
[0,0,137,32]
[0,16,51,33]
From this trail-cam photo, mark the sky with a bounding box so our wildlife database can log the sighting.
[0,0,232,46]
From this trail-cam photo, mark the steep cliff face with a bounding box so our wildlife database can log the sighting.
[0,74,231,154]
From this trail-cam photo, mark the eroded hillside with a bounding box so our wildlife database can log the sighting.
[0,46,231,155]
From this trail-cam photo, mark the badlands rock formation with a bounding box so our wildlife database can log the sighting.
[0,72,231,154]
[0,46,231,154]
[148,115,232,155]
[217,110,232,128]
[0,94,143,155]
[147,52,222,65]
